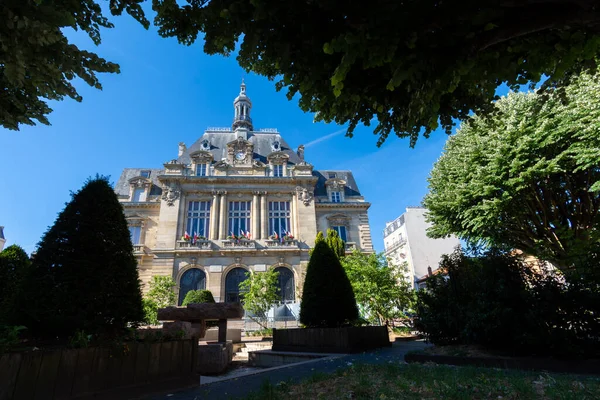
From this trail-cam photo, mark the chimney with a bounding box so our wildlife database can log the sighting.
[297,144,305,161]
[427,266,433,277]
[178,142,186,157]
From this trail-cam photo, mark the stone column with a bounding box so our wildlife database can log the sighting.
[219,191,228,239]
[291,191,298,237]
[252,191,260,240]
[210,191,219,240]
[260,191,268,239]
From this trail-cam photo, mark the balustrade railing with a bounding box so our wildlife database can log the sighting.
[177,240,212,250]
[222,239,256,249]
[264,239,299,248]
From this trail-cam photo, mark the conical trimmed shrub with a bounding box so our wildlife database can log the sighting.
[20,176,144,339]
[300,241,358,327]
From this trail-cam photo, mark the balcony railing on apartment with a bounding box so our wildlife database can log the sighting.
[264,239,299,248]
[176,240,212,250]
[222,239,257,249]
[385,239,407,254]
[345,242,358,252]
[133,244,149,255]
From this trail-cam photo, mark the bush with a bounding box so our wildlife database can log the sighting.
[415,248,600,358]
[0,245,31,325]
[142,298,159,325]
[17,176,145,340]
[181,289,215,306]
[146,276,177,308]
[300,241,358,327]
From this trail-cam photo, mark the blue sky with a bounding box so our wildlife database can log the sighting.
[0,11,452,254]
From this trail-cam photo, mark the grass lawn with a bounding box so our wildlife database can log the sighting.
[247,362,600,399]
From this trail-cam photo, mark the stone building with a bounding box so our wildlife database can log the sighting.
[383,207,460,289]
[0,226,5,252]
[115,83,373,305]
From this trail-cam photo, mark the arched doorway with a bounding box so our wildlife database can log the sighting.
[178,268,206,305]
[225,267,249,303]
[274,267,295,303]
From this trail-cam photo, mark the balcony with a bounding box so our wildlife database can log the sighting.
[221,239,256,249]
[385,239,407,254]
[177,240,213,250]
[133,244,149,255]
[345,242,358,253]
[265,239,299,248]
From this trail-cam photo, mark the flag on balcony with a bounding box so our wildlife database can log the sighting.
[184,231,190,240]
[193,232,199,244]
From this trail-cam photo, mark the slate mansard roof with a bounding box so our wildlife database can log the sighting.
[313,170,361,197]
[178,130,303,165]
[114,168,163,198]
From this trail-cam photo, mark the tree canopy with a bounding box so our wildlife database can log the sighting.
[239,269,279,329]
[423,71,600,271]
[5,1,600,146]
[1,0,148,131]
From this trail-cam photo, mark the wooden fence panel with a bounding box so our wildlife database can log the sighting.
[53,349,78,400]
[133,343,150,385]
[0,353,21,400]
[147,343,162,381]
[33,351,62,400]
[12,352,43,400]
[70,348,96,398]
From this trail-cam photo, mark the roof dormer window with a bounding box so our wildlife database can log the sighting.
[271,140,281,152]
[201,139,210,151]
[140,170,151,178]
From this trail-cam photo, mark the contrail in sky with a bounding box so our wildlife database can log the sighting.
[304,128,347,148]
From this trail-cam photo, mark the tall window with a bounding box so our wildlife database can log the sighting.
[133,188,145,202]
[331,191,341,203]
[178,268,206,305]
[273,164,283,177]
[187,201,211,238]
[196,163,208,176]
[225,268,248,303]
[129,226,141,244]
[274,267,295,303]
[331,225,347,242]
[269,201,291,236]
[228,201,251,237]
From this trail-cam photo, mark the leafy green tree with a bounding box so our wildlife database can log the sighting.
[19,176,144,339]
[153,0,600,146]
[424,71,600,272]
[325,229,345,259]
[0,245,31,324]
[181,289,215,306]
[341,251,415,327]
[146,275,177,309]
[300,241,358,327]
[1,0,148,131]
[142,298,159,325]
[239,269,279,330]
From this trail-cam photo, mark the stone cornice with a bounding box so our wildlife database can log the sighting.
[120,201,161,209]
[315,202,371,210]
[157,174,318,186]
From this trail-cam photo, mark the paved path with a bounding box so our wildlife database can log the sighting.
[147,340,429,400]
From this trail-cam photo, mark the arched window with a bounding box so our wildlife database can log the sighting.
[274,267,295,303]
[225,267,249,303]
[178,268,206,305]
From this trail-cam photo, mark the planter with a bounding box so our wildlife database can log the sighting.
[0,339,198,400]
[272,326,391,353]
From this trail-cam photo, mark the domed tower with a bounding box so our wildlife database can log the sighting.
[232,80,253,131]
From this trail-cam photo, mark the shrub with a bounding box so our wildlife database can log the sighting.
[300,241,358,327]
[0,245,31,324]
[181,289,215,306]
[142,298,159,325]
[415,248,600,358]
[17,176,145,340]
[146,276,177,308]
[325,229,345,259]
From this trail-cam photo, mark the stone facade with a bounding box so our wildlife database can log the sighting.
[115,83,373,305]
[0,226,5,252]
[383,207,460,289]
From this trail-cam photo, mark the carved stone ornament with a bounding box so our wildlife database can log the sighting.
[326,213,350,227]
[267,151,290,165]
[296,186,314,206]
[214,160,229,169]
[252,159,266,168]
[161,183,180,206]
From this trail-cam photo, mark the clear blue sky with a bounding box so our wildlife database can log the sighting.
[0,10,453,254]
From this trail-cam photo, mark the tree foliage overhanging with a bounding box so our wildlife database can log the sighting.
[4,0,600,146]
[0,0,148,131]
[153,0,600,146]
[18,176,144,340]
[423,71,600,271]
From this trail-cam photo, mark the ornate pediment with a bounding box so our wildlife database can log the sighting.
[189,150,214,164]
[267,151,290,164]
[226,136,254,165]
[129,177,152,188]
[325,178,347,191]
[326,213,350,226]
